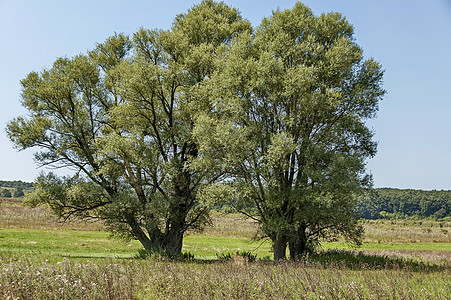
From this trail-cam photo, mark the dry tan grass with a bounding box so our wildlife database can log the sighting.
[199,211,259,238]
[362,219,451,243]
[0,198,103,231]
[360,249,451,265]
[205,214,451,245]
[0,254,449,300]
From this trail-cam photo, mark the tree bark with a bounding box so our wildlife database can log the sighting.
[289,225,307,260]
[126,216,154,251]
[164,222,184,253]
[162,166,194,254]
[272,235,288,261]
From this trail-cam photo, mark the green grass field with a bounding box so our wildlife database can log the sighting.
[1,227,450,260]
[0,198,450,299]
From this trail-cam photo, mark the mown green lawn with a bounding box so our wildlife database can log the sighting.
[0,228,274,259]
[1,227,449,260]
[0,227,140,258]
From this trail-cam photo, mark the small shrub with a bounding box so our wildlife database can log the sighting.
[216,251,257,262]
[216,252,233,261]
[236,250,257,262]
[136,249,194,261]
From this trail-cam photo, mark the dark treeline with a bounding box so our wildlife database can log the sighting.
[356,188,451,220]
[0,180,34,198]
[0,180,34,190]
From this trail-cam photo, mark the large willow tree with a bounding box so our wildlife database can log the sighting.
[193,2,385,260]
[7,0,250,254]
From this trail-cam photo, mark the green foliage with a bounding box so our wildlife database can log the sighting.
[136,248,194,261]
[215,251,234,261]
[12,188,25,198]
[356,189,451,220]
[216,250,257,262]
[0,182,29,198]
[193,2,384,260]
[6,0,250,255]
[0,180,34,191]
[6,1,385,261]
[0,189,12,198]
[24,173,111,221]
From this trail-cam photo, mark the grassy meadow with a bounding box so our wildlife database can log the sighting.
[0,197,450,299]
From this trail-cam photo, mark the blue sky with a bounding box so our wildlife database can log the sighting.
[0,0,450,190]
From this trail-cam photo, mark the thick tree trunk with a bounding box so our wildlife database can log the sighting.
[289,225,307,260]
[289,239,306,261]
[127,216,155,251]
[139,223,184,254]
[138,204,190,255]
[131,202,191,255]
[129,159,195,255]
[162,166,194,254]
[164,223,184,253]
[272,235,288,261]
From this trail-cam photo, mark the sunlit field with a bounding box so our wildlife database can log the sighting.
[1,198,450,299]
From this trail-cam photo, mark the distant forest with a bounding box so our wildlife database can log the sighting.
[0,180,34,190]
[356,188,451,220]
[0,180,35,198]
[0,180,449,219]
